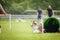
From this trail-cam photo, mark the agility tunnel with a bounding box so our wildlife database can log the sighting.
[44,17,59,32]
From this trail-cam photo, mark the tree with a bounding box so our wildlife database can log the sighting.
[0,0,60,14]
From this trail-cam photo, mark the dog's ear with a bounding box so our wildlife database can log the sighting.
[0,25,1,28]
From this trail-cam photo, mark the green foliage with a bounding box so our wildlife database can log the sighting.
[0,0,60,14]
[0,0,12,8]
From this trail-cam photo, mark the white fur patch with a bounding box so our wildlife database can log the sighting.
[0,28,1,33]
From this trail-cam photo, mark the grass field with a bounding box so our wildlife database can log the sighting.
[0,19,60,40]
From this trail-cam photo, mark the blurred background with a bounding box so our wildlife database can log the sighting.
[0,0,60,15]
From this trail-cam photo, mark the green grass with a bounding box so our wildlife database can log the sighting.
[0,19,60,40]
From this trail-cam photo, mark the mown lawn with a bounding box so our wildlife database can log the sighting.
[0,19,60,40]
